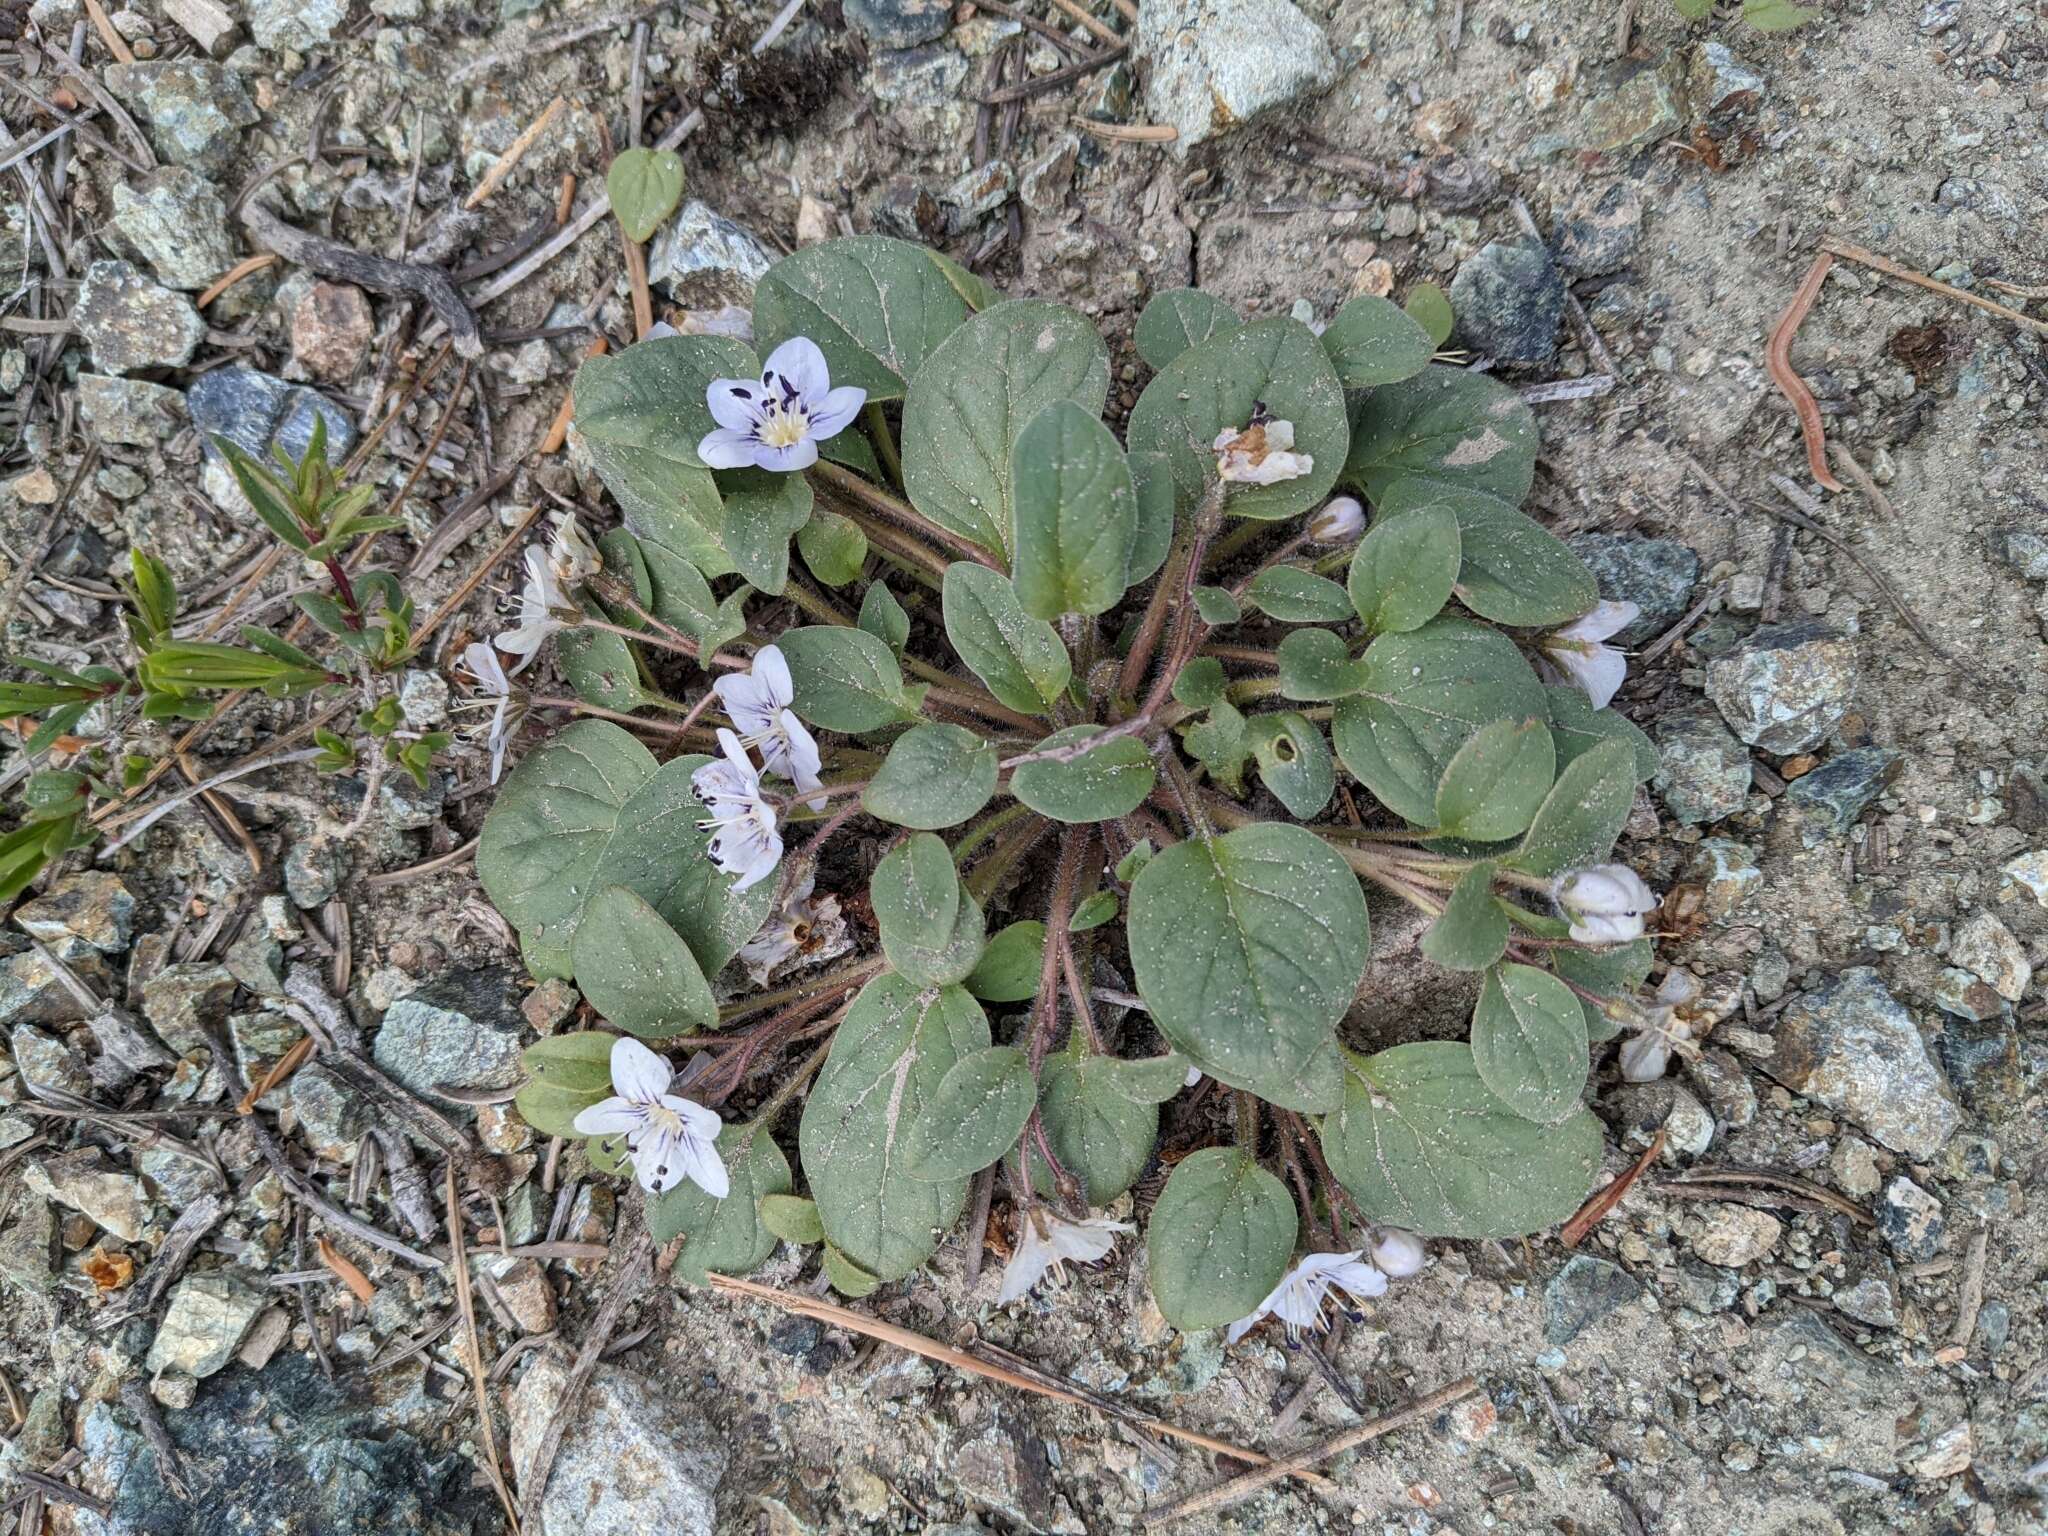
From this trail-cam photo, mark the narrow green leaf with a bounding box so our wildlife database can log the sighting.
[1244,566,1352,624]
[1545,685,1659,782]
[942,562,1071,715]
[1010,400,1136,619]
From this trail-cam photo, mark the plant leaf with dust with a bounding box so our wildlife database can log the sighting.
[606,147,685,243]
[1545,685,1659,782]
[1404,282,1454,346]
[1374,479,1596,627]
[513,1031,617,1137]
[778,624,920,732]
[1434,716,1556,841]
[1345,364,1538,504]
[899,1045,1035,1182]
[1010,399,1137,619]
[1127,823,1368,1113]
[1471,963,1589,1124]
[864,724,999,829]
[963,920,1044,1003]
[1319,1044,1603,1238]
[1009,725,1156,823]
[798,975,990,1281]
[872,833,986,987]
[858,580,910,656]
[1319,294,1436,387]
[1507,739,1636,878]
[716,467,813,596]
[1146,1148,1297,1330]
[902,300,1110,556]
[650,1120,790,1283]
[797,509,868,587]
[557,622,652,715]
[1244,566,1353,624]
[1421,862,1510,972]
[1347,501,1460,635]
[1276,627,1371,701]
[1134,287,1241,370]
[941,561,1072,715]
[1552,938,1652,1043]
[1127,317,1349,523]
[1249,712,1335,818]
[572,884,715,1037]
[759,1193,825,1245]
[1027,1037,1159,1206]
[752,233,973,399]
[1330,618,1546,827]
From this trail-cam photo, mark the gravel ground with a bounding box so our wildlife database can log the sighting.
[1,0,2044,1532]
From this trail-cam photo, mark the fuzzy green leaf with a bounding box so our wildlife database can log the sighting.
[963,920,1045,1003]
[1508,739,1636,878]
[796,509,868,587]
[651,1120,790,1283]
[858,580,910,656]
[1404,283,1454,347]
[863,724,999,829]
[1275,627,1370,702]
[778,624,920,732]
[1249,712,1335,818]
[941,562,1071,715]
[1421,862,1511,972]
[1027,1039,1159,1205]
[1244,566,1353,624]
[872,834,986,987]
[1375,480,1597,627]
[1345,364,1538,504]
[1434,717,1556,841]
[1008,725,1156,823]
[1319,294,1436,387]
[606,148,685,243]
[572,886,716,1037]
[512,1031,616,1137]
[1348,502,1461,635]
[1545,685,1659,782]
[753,234,973,399]
[899,1046,1035,1182]
[1146,1149,1297,1330]
[1134,287,1239,370]
[1010,400,1136,619]
[1471,963,1589,1124]
[759,1193,825,1245]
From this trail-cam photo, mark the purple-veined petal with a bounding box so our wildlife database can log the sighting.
[669,1095,724,1143]
[761,335,830,406]
[779,710,822,785]
[572,1097,645,1138]
[806,384,867,442]
[609,1035,673,1105]
[706,378,769,433]
[749,436,819,473]
[631,1127,689,1194]
[712,672,779,738]
[752,645,795,709]
[673,1130,730,1199]
[697,426,765,470]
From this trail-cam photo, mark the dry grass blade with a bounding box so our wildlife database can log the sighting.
[1659,1165,1871,1225]
[707,1273,1330,1484]
[237,1033,315,1115]
[1821,236,2048,337]
[316,1237,377,1304]
[1560,1128,1664,1248]
[446,1163,523,1532]
[466,96,566,210]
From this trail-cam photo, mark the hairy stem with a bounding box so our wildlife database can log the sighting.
[862,402,903,488]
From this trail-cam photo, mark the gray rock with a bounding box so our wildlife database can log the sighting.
[1949,910,2030,1001]
[283,838,345,909]
[1784,746,1900,842]
[508,1353,727,1536]
[869,42,970,107]
[1652,706,1751,824]
[49,527,113,577]
[372,968,525,1103]
[248,0,345,49]
[1448,238,1565,366]
[503,1180,548,1247]
[187,366,356,466]
[1018,132,1081,218]
[1663,1085,1715,1157]
[1875,1176,1944,1262]
[147,1270,268,1377]
[1752,1308,1897,1407]
[1543,1254,1642,1344]
[142,962,237,1057]
[0,943,109,1025]
[843,0,949,48]
[1769,968,1960,1158]
[72,261,207,374]
[1576,53,1686,153]
[1998,528,2048,580]
[77,374,187,447]
[1931,967,2005,1023]
[1834,1268,1899,1329]
[224,928,285,996]
[1566,533,1700,645]
[1689,1203,1780,1267]
[1705,620,1856,754]
[227,1011,304,1112]
[1683,837,1760,919]
[110,167,237,289]
[9,1024,94,1096]
[72,1354,498,1535]
[1138,0,1338,156]
[1668,1258,1738,1315]
[105,59,259,172]
[0,1198,58,1296]
[1686,41,1766,118]
[941,158,1015,233]
[648,200,774,310]
[289,1063,375,1160]
[1684,1047,1757,1131]
[15,873,135,953]
[1934,1013,2021,1115]
[137,1144,228,1210]
[1553,183,1643,277]
[327,769,445,832]
[24,1151,155,1242]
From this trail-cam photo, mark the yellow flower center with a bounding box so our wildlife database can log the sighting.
[645,1103,684,1136]
[758,402,810,449]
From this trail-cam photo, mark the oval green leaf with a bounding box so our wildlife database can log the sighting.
[1134,287,1239,370]
[778,624,918,733]
[752,234,972,400]
[963,920,1045,1003]
[1145,1148,1297,1331]
[1027,1038,1157,1206]
[1507,738,1636,878]
[796,508,868,587]
[1275,627,1370,702]
[1348,502,1460,635]
[650,1119,791,1284]
[941,562,1071,715]
[1249,711,1335,818]
[1345,364,1538,504]
[1009,725,1156,823]
[1010,400,1136,619]
[1127,823,1368,1113]
[1471,963,1589,1125]
[1434,717,1556,842]
[572,885,716,1038]
[1244,566,1353,624]
[1420,862,1510,972]
[899,1045,1035,1182]
[1376,479,1597,627]
[607,147,685,243]
[1319,294,1436,388]
[863,724,999,830]
[513,1031,616,1137]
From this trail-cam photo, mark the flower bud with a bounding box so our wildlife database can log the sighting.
[1555,864,1656,944]
[1308,495,1365,544]
[1370,1228,1426,1278]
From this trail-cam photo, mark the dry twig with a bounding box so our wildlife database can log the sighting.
[1764,252,1843,491]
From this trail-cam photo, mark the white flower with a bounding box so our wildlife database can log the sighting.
[1535,600,1639,711]
[712,645,824,808]
[1308,495,1365,544]
[1618,969,1701,1083]
[692,728,784,892]
[1555,863,1658,945]
[1227,1250,1387,1345]
[546,510,603,587]
[697,336,866,473]
[1370,1228,1427,1278]
[496,546,580,675]
[459,641,516,784]
[571,1036,728,1198]
[1213,410,1314,486]
[737,872,847,986]
[997,1208,1133,1306]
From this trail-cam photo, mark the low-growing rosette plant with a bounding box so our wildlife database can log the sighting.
[476,234,1683,1330]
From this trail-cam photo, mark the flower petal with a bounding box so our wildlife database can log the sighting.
[572,1097,644,1137]
[673,1131,730,1199]
[670,1095,724,1142]
[1566,600,1640,644]
[706,378,769,433]
[752,646,795,709]
[779,710,823,784]
[697,426,765,470]
[1554,641,1628,711]
[750,437,819,474]
[727,824,784,892]
[632,1128,689,1194]
[715,726,758,783]
[609,1036,673,1104]
[761,335,830,405]
[806,385,867,442]
[997,1225,1054,1305]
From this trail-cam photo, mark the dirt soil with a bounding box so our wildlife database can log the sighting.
[2,0,2046,1532]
